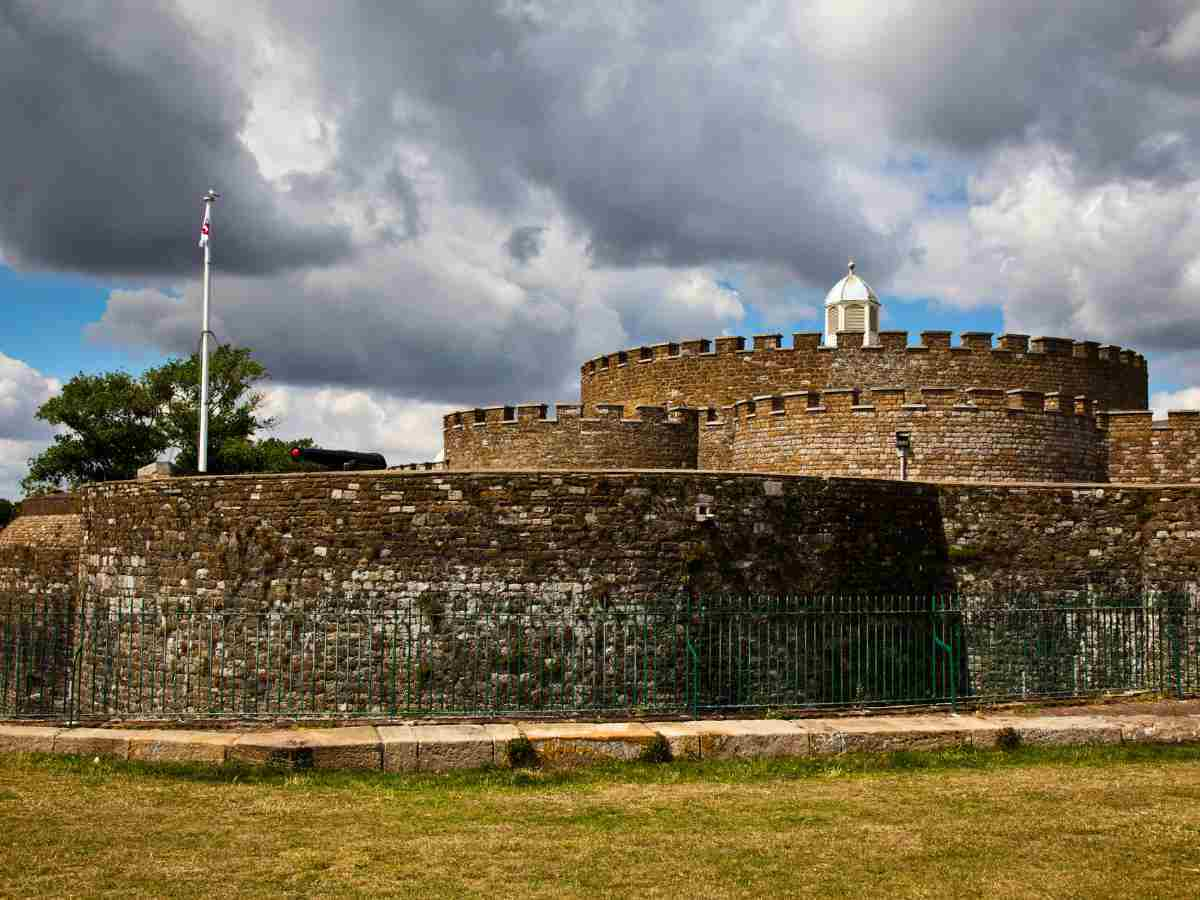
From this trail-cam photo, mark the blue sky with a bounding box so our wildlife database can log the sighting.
[0,267,167,381]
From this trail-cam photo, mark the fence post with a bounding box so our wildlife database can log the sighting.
[685,594,699,718]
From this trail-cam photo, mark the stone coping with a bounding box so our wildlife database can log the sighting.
[79,468,1200,489]
[0,711,1196,771]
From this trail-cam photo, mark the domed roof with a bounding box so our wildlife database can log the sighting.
[824,261,878,306]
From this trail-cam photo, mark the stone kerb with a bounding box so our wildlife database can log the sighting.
[1,711,1195,772]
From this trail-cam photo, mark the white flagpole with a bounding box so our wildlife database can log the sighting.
[198,189,219,473]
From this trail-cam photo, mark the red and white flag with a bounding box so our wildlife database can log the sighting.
[198,203,211,248]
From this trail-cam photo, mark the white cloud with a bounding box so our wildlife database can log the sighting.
[0,353,60,498]
[258,383,453,464]
[1151,387,1200,420]
[896,145,1200,350]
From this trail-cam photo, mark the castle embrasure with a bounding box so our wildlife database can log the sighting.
[444,264,1197,484]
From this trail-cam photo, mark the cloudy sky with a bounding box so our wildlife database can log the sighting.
[3,0,1200,497]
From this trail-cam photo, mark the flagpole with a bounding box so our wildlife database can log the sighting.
[198,189,219,473]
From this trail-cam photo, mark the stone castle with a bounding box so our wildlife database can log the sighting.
[443,264,1197,485]
[1,263,1198,617]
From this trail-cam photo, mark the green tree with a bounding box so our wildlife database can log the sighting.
[0,499,17,528]
[22,344,314,490]
[22,371,166,492]
[216,437,323,474]
[143,344,275,474]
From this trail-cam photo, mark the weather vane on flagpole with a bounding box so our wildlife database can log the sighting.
[197,189,219,473]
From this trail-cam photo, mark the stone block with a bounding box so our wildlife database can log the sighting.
[687,720,808,760]
[416,724,495,772]
[378,725,420,772]
[303,726,382,770]
[522,722,658,767]
[128,730,237,764]
[136,461,175,480]
[228,730,314,768]
[482,723,523,768]
[52,727,136,760]
[230,727,381,770]
[0,725,61,754]
[983,716,1123,747]
[1118,715,1200,744]
[804,715,978,754]
[645,722,702,760]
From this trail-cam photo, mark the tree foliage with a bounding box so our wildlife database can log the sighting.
[22,345,314,493]
[23,371,166,491]
[143,345,275,474]
[0,499,17,529]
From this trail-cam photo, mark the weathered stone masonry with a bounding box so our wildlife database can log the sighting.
[447,328,1198,484]
[60,470,1200,608]
[581,331,1148,413]
[1102,410,1200,484]
[708,387,1104,483]
[443,404,699,471]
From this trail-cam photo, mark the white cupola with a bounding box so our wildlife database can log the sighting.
[823,260,880,348]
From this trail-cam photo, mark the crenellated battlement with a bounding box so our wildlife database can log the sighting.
[720,386,1106,422]
[583,331,1147,372]
[1101,409,1200,484]
[580,330,1148,414]
[443,402,699,471]
[436,315,1190,483]
[699,384,1107,482]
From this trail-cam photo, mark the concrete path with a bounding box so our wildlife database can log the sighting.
[1,708,1197,772]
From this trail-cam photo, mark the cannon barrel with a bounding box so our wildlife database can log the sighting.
[289,447,387,471]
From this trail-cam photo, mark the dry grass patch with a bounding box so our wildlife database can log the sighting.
[1,746,1199,897]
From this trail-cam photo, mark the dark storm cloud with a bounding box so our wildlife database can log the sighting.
[854,0,1200,182]
[504,226,545,264]
[0,1,351,277]
[57,1,1200,402]
[264,0,908,286]
[87,266,583,406]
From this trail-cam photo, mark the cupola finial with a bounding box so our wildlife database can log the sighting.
[848,259,856,274]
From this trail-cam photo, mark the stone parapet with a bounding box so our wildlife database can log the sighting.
[1101,409,1200,484]
[720,387,1105,482]
[443,403,699,470]
[581,330,1148,412]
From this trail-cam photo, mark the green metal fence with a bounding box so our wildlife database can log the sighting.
[1,593,1197,721]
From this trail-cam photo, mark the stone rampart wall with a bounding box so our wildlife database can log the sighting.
[719,387,1104,482]
[74,471,1200,609]
[1102,410,1200,484]
[0,514,83,550]
[443,403,699,471]
[580,331,1148,412]
[0,545,78,601]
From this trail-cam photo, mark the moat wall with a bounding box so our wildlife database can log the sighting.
[65,471,1200,609]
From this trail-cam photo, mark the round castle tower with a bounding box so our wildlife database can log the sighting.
[441,264,1195,485]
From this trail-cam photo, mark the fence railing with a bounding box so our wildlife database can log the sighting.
[1,594,1197,721]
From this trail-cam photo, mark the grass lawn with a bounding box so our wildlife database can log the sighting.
[2,745,1200,898]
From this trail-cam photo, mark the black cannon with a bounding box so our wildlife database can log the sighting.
[289,447,387,471]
